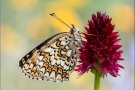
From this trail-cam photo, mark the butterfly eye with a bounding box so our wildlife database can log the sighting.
[71,28,78,32]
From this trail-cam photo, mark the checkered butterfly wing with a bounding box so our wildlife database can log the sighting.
[19,32,80,82]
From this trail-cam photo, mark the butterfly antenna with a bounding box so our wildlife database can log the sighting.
[50,13,72,29]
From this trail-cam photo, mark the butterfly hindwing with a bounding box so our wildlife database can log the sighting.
[19,32,79,82]
[36,33,78,82]
[19,48,42,80]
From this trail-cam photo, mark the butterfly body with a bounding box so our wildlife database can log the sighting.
[19,27,82,82]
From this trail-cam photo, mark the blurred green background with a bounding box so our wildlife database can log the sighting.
[1,0,134,90]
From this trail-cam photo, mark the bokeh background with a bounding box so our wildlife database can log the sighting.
[1,0,134,90]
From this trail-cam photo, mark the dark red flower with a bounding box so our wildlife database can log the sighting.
[75,12,124,77]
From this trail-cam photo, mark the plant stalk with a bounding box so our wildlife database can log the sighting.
[94,70,101,90]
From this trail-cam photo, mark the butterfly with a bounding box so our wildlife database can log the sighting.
[18,13,82,82]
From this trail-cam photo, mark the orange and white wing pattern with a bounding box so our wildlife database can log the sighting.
[19,31,82,82]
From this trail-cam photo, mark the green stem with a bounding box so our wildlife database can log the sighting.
[94,70,101,90]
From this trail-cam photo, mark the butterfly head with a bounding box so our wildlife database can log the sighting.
[70,24,79,34]
[70,24,82,47]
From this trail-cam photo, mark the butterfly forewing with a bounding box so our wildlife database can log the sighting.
[19,32,80,82]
